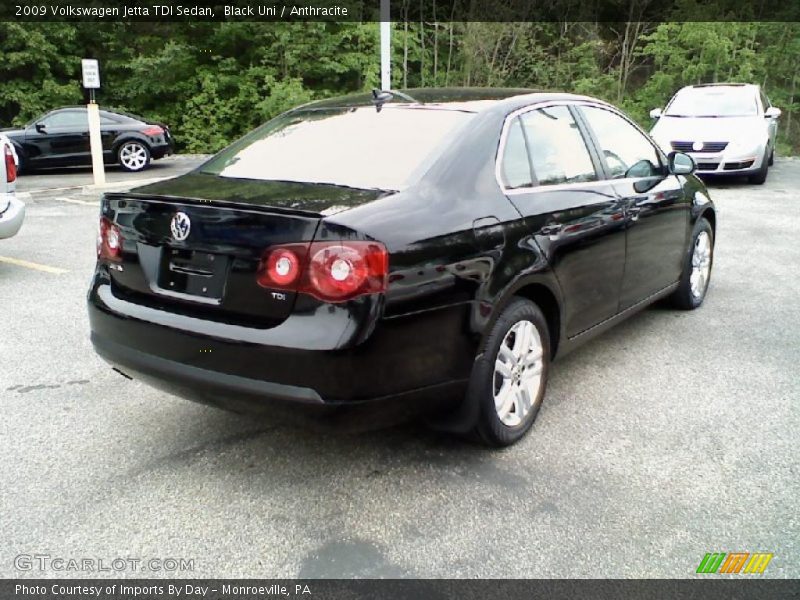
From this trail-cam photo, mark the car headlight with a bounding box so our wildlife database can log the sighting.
[726,137,762,156]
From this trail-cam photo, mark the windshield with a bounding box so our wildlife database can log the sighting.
[665,87,758,117]
[199,106,475,191]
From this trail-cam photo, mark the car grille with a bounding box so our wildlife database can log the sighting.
[723,160,755,170]
[695,162,720,171]
[671,141,728,153]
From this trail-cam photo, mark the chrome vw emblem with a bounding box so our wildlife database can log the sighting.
[692,141,705,151]
[170,212,191,241]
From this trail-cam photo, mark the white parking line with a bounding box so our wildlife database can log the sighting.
[56,196,99,206]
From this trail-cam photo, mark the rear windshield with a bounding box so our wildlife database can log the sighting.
[665,87,758,117]
[199,106,475,191]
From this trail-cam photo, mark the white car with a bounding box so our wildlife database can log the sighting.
[0,133,25,239]
[649,83,780,184]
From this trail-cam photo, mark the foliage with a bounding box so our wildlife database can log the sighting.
[0,21,797,153]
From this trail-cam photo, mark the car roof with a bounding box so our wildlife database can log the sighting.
[295,87,609,115]
[685,83,758,90]
[48,106,142,120]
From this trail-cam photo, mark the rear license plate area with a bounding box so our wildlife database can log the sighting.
[158,248,229,300]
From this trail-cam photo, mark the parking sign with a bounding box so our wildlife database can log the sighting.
[81,59,100,89]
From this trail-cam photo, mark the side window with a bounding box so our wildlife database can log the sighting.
[581,106,661,179]
[518,106,597,186]
[43,110,87,128]
[500,117,533,189]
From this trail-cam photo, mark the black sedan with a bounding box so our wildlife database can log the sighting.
[2,107,173,173]
[88,88,716,446]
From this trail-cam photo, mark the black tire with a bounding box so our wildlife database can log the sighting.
[467,298,551,447]
[748,151,769,184]
[117,140,151,172]
[768,148,774,166]
[670,218,714,310]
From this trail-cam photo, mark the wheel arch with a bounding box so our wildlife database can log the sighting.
[113,135,152,160]
[481,277,563,360]
[698,206,716,237]
[511,282,561,359]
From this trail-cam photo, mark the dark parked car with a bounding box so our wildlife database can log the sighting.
[88,88,716,446]
[2,107,174,173]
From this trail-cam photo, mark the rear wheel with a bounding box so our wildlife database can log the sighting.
[768,148,775,166]
[118,141,151,172]
[670,219,714,310]
[467,298,550,447]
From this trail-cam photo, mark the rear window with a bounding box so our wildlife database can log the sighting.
[200,106,475,191]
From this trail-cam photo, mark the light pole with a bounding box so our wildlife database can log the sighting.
[380,0,390,90]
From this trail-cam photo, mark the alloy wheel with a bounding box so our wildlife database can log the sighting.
[690,231,712,300]
[119,143,148,171]
[493,319,544,427]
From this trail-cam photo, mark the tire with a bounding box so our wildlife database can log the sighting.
[768,148,774,166]
[117,140,151,172]
[467,298,551,447]
[748,150,769,184]
[670,219,714,310]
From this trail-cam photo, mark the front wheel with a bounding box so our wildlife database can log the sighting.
[117,141,151,172]
[670,219,714,310]
[468,298,550,447]
[748,150,769,184]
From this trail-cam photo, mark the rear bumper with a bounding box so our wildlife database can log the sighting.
[0,194,25,239]
[88,278,474,423]
[150,142,173,160]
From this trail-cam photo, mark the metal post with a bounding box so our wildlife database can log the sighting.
[380,0,391,90]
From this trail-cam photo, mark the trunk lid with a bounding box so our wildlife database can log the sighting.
[103,173,387,324]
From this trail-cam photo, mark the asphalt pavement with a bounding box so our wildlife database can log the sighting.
[14,155,209,195]
[1,158,798,578]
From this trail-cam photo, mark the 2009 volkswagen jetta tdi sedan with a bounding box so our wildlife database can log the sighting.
[88,88,716,446]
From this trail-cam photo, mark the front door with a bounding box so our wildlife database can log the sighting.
[577,104,690,309]
[26,109,90,167]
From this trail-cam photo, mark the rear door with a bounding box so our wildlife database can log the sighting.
[576,104,689,310]
[498,103,627,337]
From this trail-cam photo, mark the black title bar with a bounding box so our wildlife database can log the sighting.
[3,0,800,22]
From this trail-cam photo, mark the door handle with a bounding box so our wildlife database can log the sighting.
[540,223,563,235]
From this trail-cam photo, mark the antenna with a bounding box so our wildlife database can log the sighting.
[371,89,422,112]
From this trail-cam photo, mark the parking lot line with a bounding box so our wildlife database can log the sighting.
[56,196,99,206]
[0,255,68,274]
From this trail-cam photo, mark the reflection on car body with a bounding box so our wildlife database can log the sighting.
[88,88,717,446]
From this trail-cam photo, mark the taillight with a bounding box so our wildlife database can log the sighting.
[141,126,164,137]
[97,217,122,261]
[256,241,388,302]
[4,145,16,183]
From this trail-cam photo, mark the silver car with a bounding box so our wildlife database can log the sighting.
[0,133,25,239]
[649,83,780,184]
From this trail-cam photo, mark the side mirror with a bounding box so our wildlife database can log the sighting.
[34,122,46,133]
[649,108,663,119]
[668,151,695,175]
[765,107,781,119]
